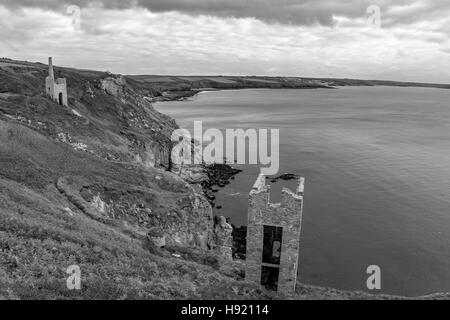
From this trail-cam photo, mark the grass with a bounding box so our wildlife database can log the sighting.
[0,171,271,300]
[1,58,446,300]
[0,62,268,299]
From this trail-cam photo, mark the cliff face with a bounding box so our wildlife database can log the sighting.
[0,60,177,169]
[1,59,447,300]
[0,58,229,257]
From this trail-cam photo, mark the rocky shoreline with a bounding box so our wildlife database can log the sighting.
[2,57,450,299]
[200,163,242,208]
[267,173,299,183]
[152,90,199,102]
[200,163,247,260]
[157,87,304,260]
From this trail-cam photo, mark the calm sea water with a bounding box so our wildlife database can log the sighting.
[155,86,450,297]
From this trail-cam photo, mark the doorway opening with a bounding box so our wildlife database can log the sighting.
[261,225,283,291]
[261,266,280,291]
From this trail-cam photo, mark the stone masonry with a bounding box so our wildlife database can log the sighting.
[245,173,305,294]
[45,57,68,106]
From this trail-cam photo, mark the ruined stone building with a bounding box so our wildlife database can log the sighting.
[45,57,68,106]
[245,173,305,294]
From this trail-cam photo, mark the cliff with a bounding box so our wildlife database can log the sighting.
[0,58,239,299]
[0,58,447,300]
[127,74,449,102]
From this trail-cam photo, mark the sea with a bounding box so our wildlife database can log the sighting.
[155,86,450,297]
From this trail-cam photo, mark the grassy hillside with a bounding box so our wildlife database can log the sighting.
[0,58,246,299]
[0,58,448,300]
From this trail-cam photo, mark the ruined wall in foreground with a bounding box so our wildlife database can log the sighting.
[246,173,305,294]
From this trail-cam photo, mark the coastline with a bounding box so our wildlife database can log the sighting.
[150,84,450,104]
[2,57,450,300]
[131,74,450,105]
[152,85,450,298]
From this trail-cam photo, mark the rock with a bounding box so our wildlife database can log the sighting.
[63,207,74,216]
[194,233,209,250]
[278,173,298,181]
[85,81,95,98]
[198,163,242,206]
[91,194,107,214]
[213,216,233,260]
[147,228,166,248]
[232,226,247,260]
[171,164,208,184]
[71,109,83,117]
[101,76,127,97]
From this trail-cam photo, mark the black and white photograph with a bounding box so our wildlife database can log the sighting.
[0,0,450,307]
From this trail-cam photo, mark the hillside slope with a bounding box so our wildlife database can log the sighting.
[0,58,239,299]
[0,58,448,300]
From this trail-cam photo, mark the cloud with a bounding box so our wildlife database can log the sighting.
[0,1,448,82]
[2,0,448,27]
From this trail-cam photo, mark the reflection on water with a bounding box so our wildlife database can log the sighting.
[155,86,450,297]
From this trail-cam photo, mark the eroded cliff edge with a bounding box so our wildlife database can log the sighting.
[0,58,448,300]
[0,58,241,298]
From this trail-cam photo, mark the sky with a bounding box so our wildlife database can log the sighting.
[0,0,449,83]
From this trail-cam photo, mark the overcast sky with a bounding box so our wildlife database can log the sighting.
[1,0,449,83]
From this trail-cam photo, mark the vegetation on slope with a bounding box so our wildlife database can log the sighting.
[1,58,448,300]
[0,58,250,299]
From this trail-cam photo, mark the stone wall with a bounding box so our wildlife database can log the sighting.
[245,173,305,294]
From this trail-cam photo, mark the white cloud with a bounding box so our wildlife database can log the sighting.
[0,4,448,83]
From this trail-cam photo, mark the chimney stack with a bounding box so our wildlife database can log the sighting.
[48,57,54,79]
